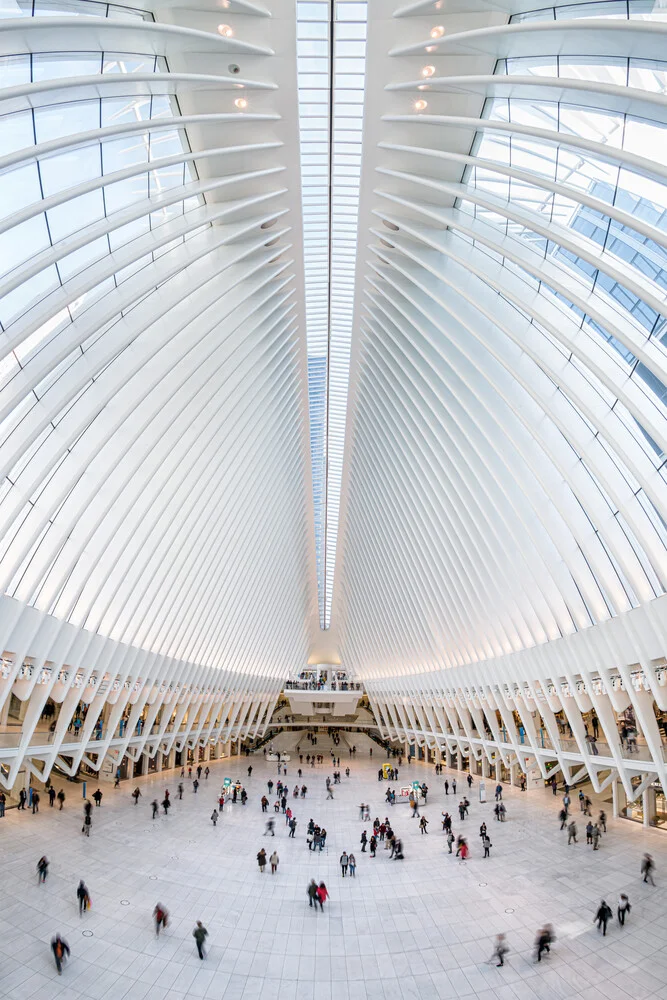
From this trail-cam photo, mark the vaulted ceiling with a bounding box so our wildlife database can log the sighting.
[1,0,667,690]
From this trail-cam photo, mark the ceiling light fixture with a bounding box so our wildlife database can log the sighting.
[234,97,248,109]
[421,65,436,78]
[217,23,233,37]
[430,25,444,38]
[414,99,428,111]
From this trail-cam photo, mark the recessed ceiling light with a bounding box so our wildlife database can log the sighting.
[430,25,445,38]
[217,23,233,37]
[234,97,248,109]
[414,99,428,111]
[421,65,436,78]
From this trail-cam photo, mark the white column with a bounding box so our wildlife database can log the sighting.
[642,788,651,828]
[612,779,618,819]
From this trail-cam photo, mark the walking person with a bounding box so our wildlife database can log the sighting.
[77,880,90,915]
[51,934,70,975]
[18,788,27,810]
[419,815,429,834]
[48,786,56,807]
[57,789,65,810]
[340,851,349,876]
[316,882,329,911]
[360,830,367,852]
[446,831,455,854]
[132,788,141,805]
[617,893,631,926]
[592,824,601,850]
[641,853,656,884]
[348,853,356,877]
[31,791,40,814]
[82,813,91,837]
[269,851,279,874]
[491,933,508,967]
[482,834,492,858]
[92,788,103,807]
[307,879,319,908]
[535,925,554,962]
[257,848,267,873]
[37,856,49,883]
[153,904,168,936]
[567,820,577,844]
[211,809,218,826]
[595,900,612,935]
[152,800,159,819]
[193,921,208,959]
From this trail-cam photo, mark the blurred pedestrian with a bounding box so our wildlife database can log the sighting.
[51,934,70,975]
[595,900,612,935]
[193,921,208,959]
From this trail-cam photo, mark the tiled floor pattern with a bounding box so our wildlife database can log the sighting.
[0,750,666,1000]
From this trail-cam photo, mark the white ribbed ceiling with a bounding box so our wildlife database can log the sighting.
[2,0,667,689]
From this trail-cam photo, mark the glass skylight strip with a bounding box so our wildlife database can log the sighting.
[297,0,367,630]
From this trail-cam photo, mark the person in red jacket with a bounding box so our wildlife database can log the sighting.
[316,882,329,912]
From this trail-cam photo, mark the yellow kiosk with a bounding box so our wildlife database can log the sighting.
[382,762,393,779]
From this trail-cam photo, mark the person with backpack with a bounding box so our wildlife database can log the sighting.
[482,834,492,858]
[595,900,612,935]
[82,813,92,836]
[257,848,267,873]
[340,851,349,876]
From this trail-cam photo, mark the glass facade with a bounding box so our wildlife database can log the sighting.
[453,0,667,612]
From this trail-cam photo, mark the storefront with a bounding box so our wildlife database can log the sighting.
[618,778,667,829]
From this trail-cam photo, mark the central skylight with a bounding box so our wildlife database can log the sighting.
[296,0,367,630]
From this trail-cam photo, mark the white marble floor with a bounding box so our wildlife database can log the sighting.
[0,751,666,1000]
